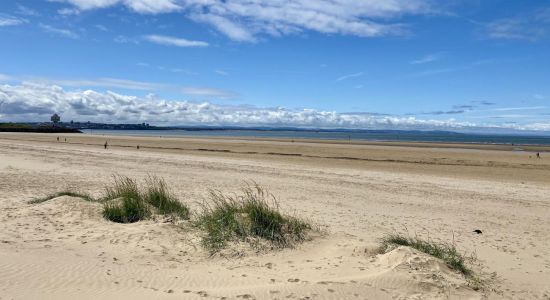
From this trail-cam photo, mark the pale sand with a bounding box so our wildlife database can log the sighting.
[1,132,549,299]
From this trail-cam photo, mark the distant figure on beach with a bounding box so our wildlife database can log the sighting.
[536,152,541,159]
[137,145,140,150]
[104,141,108,149]
[64,138,66,142]
[56,136,59,142]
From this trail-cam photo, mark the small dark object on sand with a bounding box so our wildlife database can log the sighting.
[473,229,482,234]
[137,145,140,150]
[104,141,108,149]
[536,152,541,159]
[56,136,59,142]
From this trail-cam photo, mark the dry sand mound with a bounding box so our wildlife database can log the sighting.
[0,195,484,299]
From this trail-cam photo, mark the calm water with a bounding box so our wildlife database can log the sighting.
[80,129,550,146]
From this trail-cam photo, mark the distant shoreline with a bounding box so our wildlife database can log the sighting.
[0,127,82,133]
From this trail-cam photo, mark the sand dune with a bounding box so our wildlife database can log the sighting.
[1,133,550,299]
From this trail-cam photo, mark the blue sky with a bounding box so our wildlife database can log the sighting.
[0,0,549,132]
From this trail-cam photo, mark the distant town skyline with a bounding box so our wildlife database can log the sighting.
[0,1,549,132]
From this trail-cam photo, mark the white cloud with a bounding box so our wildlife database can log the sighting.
[143,34,209,47]
[2,82,549,132]
[54,0,435,41]
[39,23,79,39]
[336,72,364,82]
[215,70,229,76]
[0,15,26,27]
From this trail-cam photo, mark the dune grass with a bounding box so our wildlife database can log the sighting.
[101,175,189,223]
[143,176,189,219]
[29,191,95,204]
[196,183,312,252]
[103,196,151,223]
[103,176,141,202]
[380,234,473,277]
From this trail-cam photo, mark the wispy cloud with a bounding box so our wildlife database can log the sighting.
[0,15,26,27]
[137,63,197,75]
[484,8,550,41]
[422,110,466,115]
[215,70,229,76]
[39,23,79,39]
[486,19,545,41]
[182,87,236,99]
[55,0,181,13]
[143,34,209,47]
[493,106,547,111]
[410,52,444,64]
[16,4,39,16]
[114,35,138,44]
[4,73,235,99]
[58,8,81,16]
[336,72,364,82]
[409,59,493,77]
[54,0,436,42]
[95,24,108,31]
[32,77,165,91]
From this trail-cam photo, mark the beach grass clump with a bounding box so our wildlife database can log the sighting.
[101,175,189,223]
[103,176,141,202]
[103,196,151,223]
[29,191,95,204]
[196,183,312,252]
[28,175,189,223]
[143,176,189,219]
[380,234,473,277]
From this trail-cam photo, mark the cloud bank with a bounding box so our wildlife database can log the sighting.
[1,82,550,132]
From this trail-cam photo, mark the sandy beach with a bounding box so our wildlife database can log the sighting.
[1,132,549,299]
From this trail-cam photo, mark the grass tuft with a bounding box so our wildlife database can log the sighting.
[380,234,473,277]
[101,175,189,223]
[196,183,311,252]
[103,196,151,223]
[103,175,140,202]
[29,191,95,204]
[143,176,190,219]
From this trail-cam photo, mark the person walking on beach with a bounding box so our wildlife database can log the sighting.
[104,141,108,149]
[56,136,59,142]
[536,152,541,159]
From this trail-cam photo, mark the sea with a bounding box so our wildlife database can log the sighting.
[80,129,550,146]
